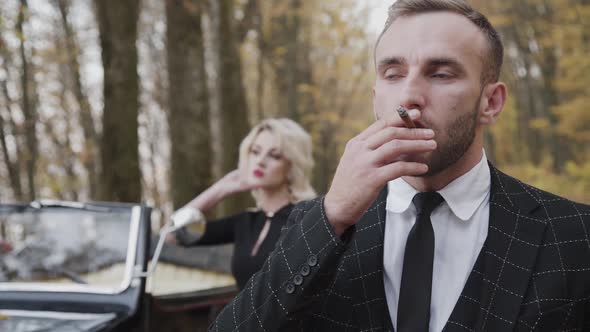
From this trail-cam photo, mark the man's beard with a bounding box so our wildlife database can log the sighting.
[419,96,481,177]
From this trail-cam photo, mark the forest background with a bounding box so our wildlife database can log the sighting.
[0,0,588,226]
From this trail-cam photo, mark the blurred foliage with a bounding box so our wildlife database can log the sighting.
[477,0,590,203]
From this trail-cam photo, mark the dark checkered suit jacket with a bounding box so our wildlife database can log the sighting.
[210,165,590,331]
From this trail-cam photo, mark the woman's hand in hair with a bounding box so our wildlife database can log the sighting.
[182,169,257,214]
[214,169,258,196]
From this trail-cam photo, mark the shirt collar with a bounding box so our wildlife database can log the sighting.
[386,150,490,221]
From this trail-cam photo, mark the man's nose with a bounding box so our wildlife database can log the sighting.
[398,74,426,111]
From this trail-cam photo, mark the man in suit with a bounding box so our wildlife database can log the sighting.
[210,0,590,331]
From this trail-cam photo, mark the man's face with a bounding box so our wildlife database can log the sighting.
[374,12,489,176]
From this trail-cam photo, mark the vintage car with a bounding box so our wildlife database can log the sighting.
[0,201,151,331]
[0,200,237,332]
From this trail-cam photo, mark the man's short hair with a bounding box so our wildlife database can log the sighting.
[375,0,503,85]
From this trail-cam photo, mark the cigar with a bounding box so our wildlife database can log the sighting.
[397,106,416,128]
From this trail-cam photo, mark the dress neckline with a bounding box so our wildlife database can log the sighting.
[259,203,293,219]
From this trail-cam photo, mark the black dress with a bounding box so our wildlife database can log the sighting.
[176,203,293,290]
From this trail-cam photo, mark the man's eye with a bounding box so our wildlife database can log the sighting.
[383,68,403,80]
[432,72,452,79]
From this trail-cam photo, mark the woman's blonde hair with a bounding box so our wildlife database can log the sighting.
[238,118,316,203]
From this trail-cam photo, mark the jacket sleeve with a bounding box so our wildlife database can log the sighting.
[208,197,355,331]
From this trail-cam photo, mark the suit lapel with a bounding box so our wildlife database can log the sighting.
[444,164,548,331]
[348,186,394,331]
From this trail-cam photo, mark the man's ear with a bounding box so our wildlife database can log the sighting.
[479,82,506,125]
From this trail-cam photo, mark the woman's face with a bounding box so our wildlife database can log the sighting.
[246,130,291,191]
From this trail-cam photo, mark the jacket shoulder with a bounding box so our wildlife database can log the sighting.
[491,164,590,217]
[522,180,590,217]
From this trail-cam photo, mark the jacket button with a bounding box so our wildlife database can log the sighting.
[299,264,310,276]
[293,274,303,285]
[285,282,295,294]
[307,254,318,266]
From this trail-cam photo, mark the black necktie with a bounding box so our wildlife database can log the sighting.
[397,192,444,332]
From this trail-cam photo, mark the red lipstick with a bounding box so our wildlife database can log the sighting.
[253,170,264,178]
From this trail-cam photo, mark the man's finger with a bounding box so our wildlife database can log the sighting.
[377,161,429,182]
[358,109,421,141]
[365,127,434,150]
[355,118,391,141]
[371,139,436,165]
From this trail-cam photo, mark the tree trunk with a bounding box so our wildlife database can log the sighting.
[17,0,38,201]
[501,23,542,164]
[285,0,300,121]
[264,0,311,122]
[0,93,23,201]
[95,0,141,202]
[536,2,568,172]
[166,0,212,209]
[0,33,24,201]
[57,0,100,199]
[209,0,251,214]
[254,0,265,122]
[44,109,78,201]
[297,6,314,120]
[312,127,332,194]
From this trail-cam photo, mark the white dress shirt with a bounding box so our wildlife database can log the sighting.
[383,151,491,332]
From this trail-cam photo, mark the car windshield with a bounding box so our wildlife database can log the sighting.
[0,202,136,293]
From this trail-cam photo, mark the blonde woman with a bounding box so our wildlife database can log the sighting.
[170,118,316,290]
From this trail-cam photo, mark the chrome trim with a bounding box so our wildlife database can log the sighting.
[0,309,117,320]
[119,206,141,291]
[30,200,86,209]
[0,205,142,295]
[29,199,112,212]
